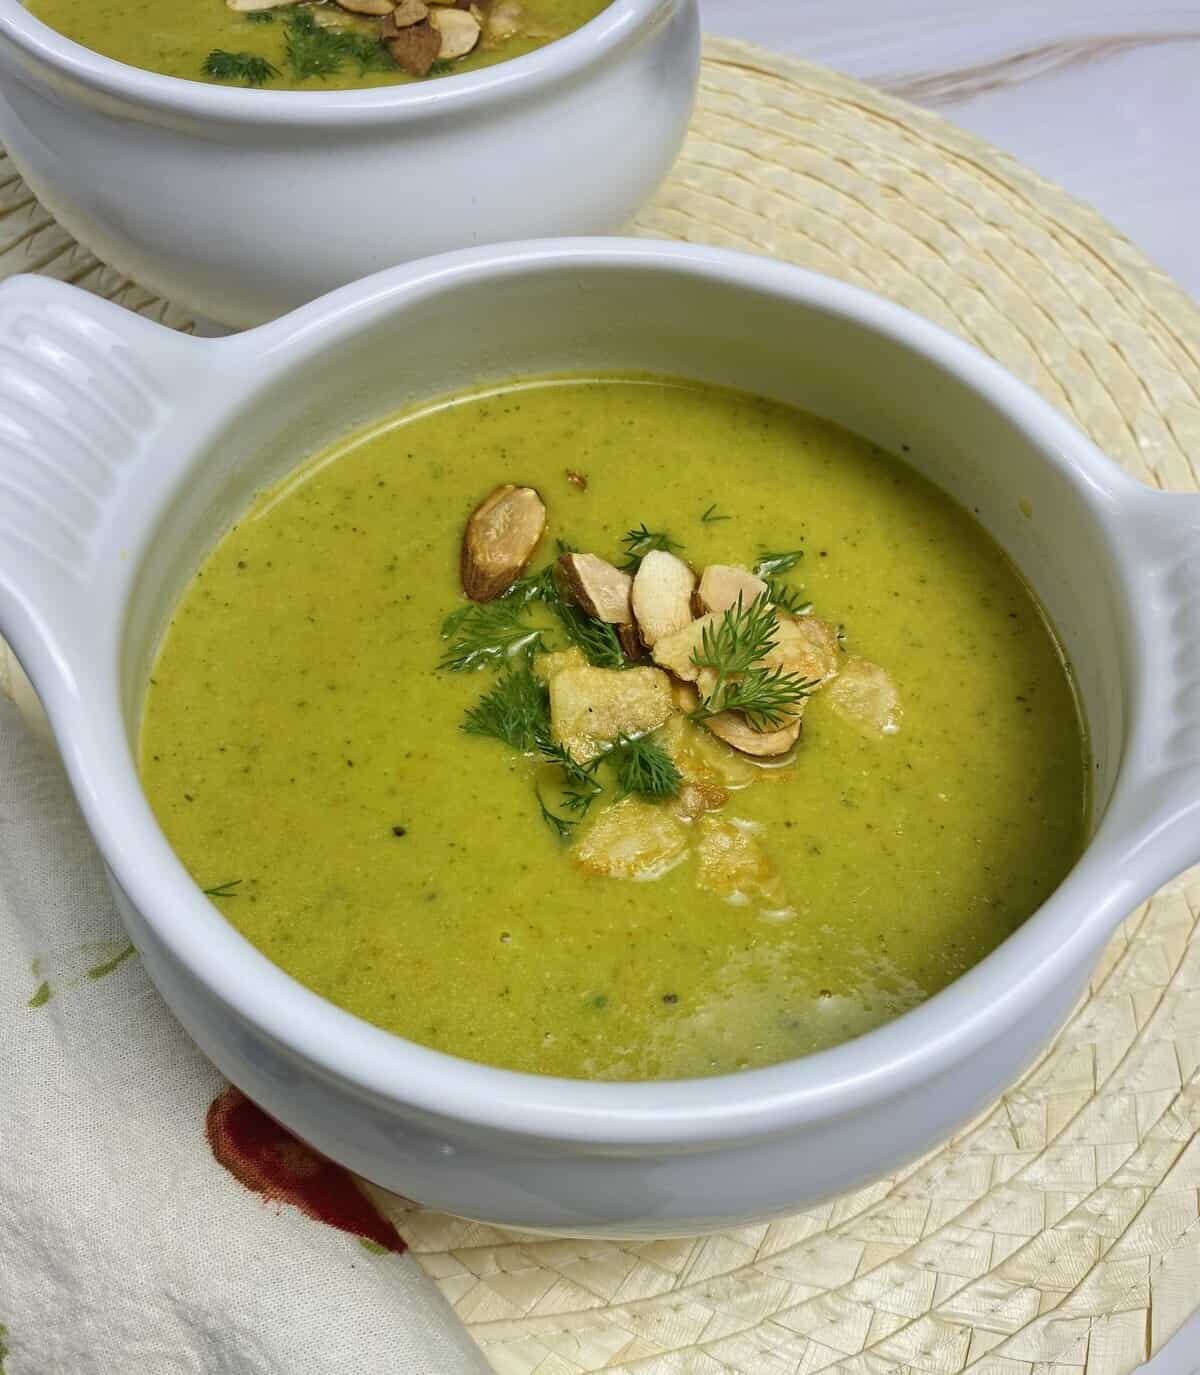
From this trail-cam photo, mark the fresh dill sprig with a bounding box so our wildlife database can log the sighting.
[439,601,543,671]
[691,592,779,680]
[619,523,683,572]
[536,786,577,841]
[352,32,398,73]
[283,8,390,80]
[690,592,817,730]
[754,550,804,577]
[202,50,280,85]
[609,734,682,800]
[763,577,813,617]
[428,57,456,76]
[553,601,626,668]
[514,557,629,667]
[462,667,550,753]
[700,504,731,524]
[755,551,810,616]
[505,562,558,606]
[202,879,243,898]
[245,9,274,21]
[700,665,817,731]
[541,742,604,815]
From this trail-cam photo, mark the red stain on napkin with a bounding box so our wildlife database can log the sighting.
[206,1086,406,1254]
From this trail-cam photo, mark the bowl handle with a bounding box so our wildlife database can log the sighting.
[0,274,219,691]
[1104,484,1200,894]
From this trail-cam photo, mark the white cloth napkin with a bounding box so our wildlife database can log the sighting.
[0,688,492,1375]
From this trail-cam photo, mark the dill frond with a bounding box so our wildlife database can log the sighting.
[462,668,550,753]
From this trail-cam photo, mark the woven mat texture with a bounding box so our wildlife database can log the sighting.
[3,38,1200,1375]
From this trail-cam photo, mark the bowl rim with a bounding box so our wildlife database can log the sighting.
[0,0,663,124]
[18,239,1167,1148]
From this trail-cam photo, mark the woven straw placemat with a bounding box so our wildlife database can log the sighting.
[3,37,1200,1375]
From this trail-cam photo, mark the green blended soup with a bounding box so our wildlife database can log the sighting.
[139,378,1088,1081]
[26,0,611,89]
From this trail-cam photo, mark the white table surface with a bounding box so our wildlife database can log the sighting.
[696,3,1200,1370]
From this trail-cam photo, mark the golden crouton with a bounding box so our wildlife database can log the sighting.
[532,646,588,682]
[826,657,901,735]
[672,779,731,822]
[695,815,787,907]
[550,665,675,761]
[573,797,689,881]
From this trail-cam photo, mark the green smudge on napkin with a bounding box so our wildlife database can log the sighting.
[86,944,135,980]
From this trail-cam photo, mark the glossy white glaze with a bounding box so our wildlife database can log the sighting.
[0,0,699,326]
[0,241,1197,1235]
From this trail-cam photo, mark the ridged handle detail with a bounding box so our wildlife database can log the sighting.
[0,295,167,576]
[1158,543,1200,773]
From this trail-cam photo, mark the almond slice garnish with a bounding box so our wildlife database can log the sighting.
[557,552,633,624]
[697,564,769,615]
[385,14,442,71]
[335,0,395,14]
[651,613,718,682]
[704,709,803,758]
[631,550,696,648]
[460,484,546,601]
[428,5,481,57]
[383,0,429,26]
[615,623,644,662]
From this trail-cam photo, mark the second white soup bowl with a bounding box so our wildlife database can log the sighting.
[0,0,699,327]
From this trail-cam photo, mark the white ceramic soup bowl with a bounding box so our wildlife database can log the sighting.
[0,0,698,330]
[1,240,1197,1237]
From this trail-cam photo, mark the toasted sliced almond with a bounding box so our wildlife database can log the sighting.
[460,484,546,601]
[550,665,674,762]
[386,15,442,71]
[428,4,480,56]
[827,657,901,735]
[651,613,718,682]
[698,564,769,615]
[484,0,522,40]
[573,798,688,882]
[335,0,394,13]
[631,550,695,647]
[763,613,840,684]
[383,0,429,26]
[565,468,588,490]
[696,815,786,906]
[704,709,802,758]
[616,623,645,662]
[532,646,588,683]
[557,552,633,624]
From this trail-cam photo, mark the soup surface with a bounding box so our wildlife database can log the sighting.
[139,378,1087,1081]
[27,0,610,88]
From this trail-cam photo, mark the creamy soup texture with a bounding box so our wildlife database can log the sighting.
[139,378,1088,1081]
[27,0,610,88]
